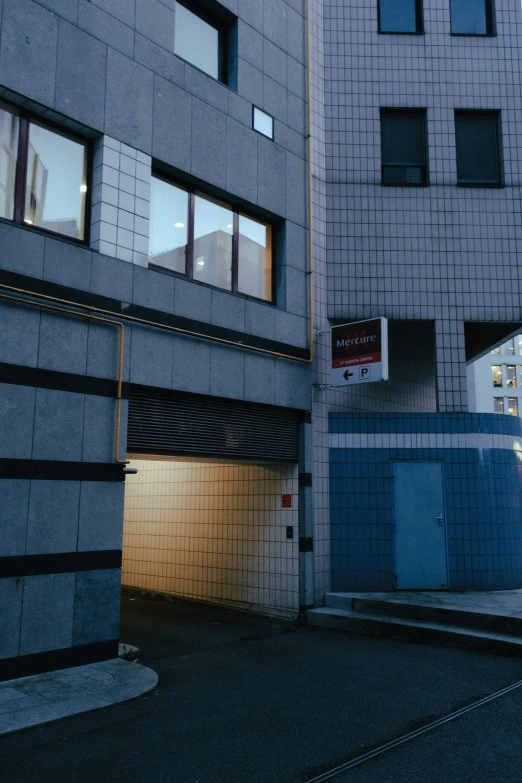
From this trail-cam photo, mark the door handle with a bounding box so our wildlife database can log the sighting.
[436,513,444,527]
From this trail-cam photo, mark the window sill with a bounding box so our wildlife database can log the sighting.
[450,32,496,37]
[148,262,276,308]
[457,181,502,188]
[381,182,429,187]
[174,53,233,91]
[378,30,424,35]
[0,215,90,248]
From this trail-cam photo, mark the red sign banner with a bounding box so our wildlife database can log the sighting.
[330,318,388,387]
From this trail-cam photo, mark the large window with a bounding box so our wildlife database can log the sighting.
[174,1,226,82]
[454,111,501,186]
[506,366,517,388]
[0,101,88,241]
[494,397,504,414]
[508,398,519,417]
[450,0,493,35]
[380,109,428,185]
[492,365,502,387]
[378,0,423,33]
[149,176,273,302]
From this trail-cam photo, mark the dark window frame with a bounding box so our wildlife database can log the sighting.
[454,109,502,187]
[377,0,424,34]
[450,0,495,36]
[380,108,429,186]
[1,100,91,245]
[148,173,276,305]
[174,0,230,84]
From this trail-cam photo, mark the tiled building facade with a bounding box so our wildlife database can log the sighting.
[309,0,522,599]
[1,0,522,678]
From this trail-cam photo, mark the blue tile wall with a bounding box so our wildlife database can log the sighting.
[329,413,522,591]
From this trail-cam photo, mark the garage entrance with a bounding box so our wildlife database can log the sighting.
[121,387,302,618]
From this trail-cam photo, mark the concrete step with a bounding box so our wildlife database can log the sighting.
[307,607,522,656]
[325,592,522,637]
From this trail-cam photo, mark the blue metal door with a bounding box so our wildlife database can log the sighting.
[392,461,447,589]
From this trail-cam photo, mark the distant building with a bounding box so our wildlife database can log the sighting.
[467,336,522,417]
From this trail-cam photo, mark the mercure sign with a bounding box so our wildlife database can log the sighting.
[331,317,388,387]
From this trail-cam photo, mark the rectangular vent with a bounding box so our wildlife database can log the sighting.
[127,386,300,462]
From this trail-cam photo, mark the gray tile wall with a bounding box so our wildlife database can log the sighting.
[0,0,310,664]
[0,0,310,384]
[0,295,124,660]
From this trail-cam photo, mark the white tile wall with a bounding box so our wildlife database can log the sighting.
[91,136,151,266]
[122,459,299,618]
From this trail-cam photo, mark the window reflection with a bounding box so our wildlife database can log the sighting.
[450,0,490,35]
[508,398,519,417]
[0,102,19,220]
[253,108,274,140]
[506,366,517,388]
[238,215,272,300]
[492,365,502,387]
[494,397,504,414]
[24,122,87,240]
[175,2,220,80]
[379,0,420,33]
[193,194,233,290]
[149,177,188,274]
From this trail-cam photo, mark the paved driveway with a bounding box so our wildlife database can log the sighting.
[1,594,522,783]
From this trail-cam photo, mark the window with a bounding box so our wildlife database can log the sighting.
[174,1,226,81]
[450,0,493,35]
[508,398,519,417]
[506,366,517,388]
[454,111,501,186]
[494,397,504,414]
[149,175,273,302]
[380,109,428,185]
[492,365,502,387]
[253,107,274,140]
[517,336,522,356]
[378,0,423,33]
[490,346,500,355]
[504,339,515,355]
[0,100,88,241]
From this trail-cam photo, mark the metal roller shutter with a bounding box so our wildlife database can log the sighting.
[127,386,300,462]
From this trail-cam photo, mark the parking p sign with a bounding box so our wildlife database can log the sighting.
[331,318,388,387]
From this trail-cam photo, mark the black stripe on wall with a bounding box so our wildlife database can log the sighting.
[0,269,310,361]
[0,460,125,481]
[0,362,129,399]
[0,550,122,579]
[0,640,119,683]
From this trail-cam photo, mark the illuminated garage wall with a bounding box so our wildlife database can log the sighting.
[122,459,299,617]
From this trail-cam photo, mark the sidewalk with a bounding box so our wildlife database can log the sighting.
[0,657,157,736]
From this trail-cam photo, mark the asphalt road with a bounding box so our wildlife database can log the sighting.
[333,687,522,783]
[1,594,522,783]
